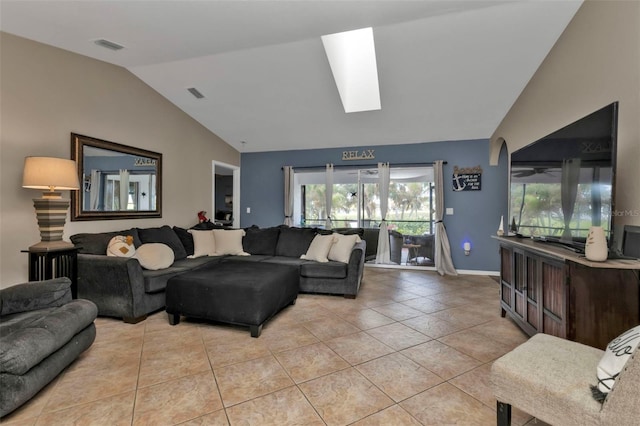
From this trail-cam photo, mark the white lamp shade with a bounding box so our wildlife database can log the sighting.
[22,157,80,191]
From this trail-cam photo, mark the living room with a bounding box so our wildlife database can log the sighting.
[1,1,639,284]
[1,1,639,424]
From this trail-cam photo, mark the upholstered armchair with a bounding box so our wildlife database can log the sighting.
[490,333,640,426]
[0,278,97,417]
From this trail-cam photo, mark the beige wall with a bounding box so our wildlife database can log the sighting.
[490,0,640,245]
[0,33,239,286]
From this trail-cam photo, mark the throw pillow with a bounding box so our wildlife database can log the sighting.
[213,229,249,256]
[328,233,361,264]
[592,324,640,401]
[242,226,280,255]
[70,228,141,255]
[106,235,136,258]
[137,225,188,260]
[187,230,216,258]
[134,243,174,270]
[301,234,337,263]
[275,227,317,257]
[334,227,365,237]
[173,226,194,256]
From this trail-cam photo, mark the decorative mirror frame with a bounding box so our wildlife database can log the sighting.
[70,133,162,221]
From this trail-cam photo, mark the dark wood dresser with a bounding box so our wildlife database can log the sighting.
[495,236,640,350]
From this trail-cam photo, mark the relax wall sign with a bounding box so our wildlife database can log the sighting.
[135,157,157,166]
[453,165,482,191]
[342,149,375,161]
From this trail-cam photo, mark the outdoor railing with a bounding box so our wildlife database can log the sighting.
[299,218,434,235]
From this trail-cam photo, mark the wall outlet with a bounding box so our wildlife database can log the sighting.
[246,207,251,214]
[446,208,454,215]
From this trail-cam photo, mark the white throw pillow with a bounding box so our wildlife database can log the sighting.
[301,234,337,263]
[135,243,174,270]
[328,233,361,264]
[213,229,249,256]
[188,230,216,258]
[106,235,136,258]
[596,325,640,395]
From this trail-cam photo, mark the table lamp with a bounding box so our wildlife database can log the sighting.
[22,156,80,251]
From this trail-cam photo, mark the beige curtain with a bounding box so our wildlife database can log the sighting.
[89,169,101,210]
[375,162,391,264]
[434,160,457,275]
[325,163,333,229]
[283,166,294,226]
[119,169,129,211]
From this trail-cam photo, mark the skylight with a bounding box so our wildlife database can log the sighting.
[321,27,381,113]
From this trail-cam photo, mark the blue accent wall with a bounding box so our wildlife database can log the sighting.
[240,139,509,271]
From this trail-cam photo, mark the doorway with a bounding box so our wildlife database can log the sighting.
[212,161,240,228]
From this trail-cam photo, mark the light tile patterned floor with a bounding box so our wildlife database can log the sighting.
[1,268,551,426]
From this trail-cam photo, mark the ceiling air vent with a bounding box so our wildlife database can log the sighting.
[187,87,205,99]
[94,39,125,51]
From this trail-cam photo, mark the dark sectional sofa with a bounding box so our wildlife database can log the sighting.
[70,225,366,323]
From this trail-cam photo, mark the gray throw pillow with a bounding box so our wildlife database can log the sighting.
[275,227,317,258]
[173,226,194,256]
[334,227,365,237]
[70,228,141,255]
[243,226,280,256]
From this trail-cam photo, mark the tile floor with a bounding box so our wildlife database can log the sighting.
[2,268,551,426]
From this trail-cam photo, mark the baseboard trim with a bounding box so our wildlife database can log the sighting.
[364,263,499,276]
[365,263,434,271]
[456,269,500,276]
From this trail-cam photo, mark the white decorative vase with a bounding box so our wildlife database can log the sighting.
[497,215,504,236]
[585,226,608,261]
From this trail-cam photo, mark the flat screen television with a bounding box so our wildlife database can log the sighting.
[509,102,618,253]
[622,225,640,259]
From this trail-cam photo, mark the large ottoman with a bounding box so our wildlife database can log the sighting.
[165,261,299,337]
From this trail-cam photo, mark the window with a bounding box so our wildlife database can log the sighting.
[295,167,435,235]
[104,173,155,211]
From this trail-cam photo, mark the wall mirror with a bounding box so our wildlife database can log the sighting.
[71,133,162,221]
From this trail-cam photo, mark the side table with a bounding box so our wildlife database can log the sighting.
[21,246,80,298]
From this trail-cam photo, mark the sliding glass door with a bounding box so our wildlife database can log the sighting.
[358,168,434,236]
[295,166,435,236]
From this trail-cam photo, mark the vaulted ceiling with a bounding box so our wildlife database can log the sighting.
[0,0,582,153]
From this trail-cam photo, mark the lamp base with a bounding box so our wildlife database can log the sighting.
[31,197,72,250]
